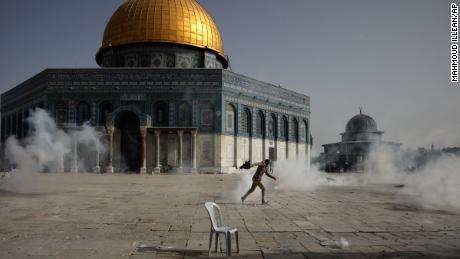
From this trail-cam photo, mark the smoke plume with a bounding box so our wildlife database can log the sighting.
[233,146,460,211]
[2,109,104,188]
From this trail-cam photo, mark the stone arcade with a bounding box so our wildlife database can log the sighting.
[0,0,311,174]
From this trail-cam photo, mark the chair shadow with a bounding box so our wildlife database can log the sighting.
[136,246,208,257]
[134,246,460,259]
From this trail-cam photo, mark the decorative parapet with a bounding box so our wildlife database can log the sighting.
[46,68,222,84]
[222,70,310,108]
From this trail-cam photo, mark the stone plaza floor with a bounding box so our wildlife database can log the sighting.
[0,173,459,259]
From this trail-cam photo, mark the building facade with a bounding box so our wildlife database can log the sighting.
[0,0,311,174]
[322,111,400,172]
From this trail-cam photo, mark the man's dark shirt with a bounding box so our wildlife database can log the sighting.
[252,162,267,181]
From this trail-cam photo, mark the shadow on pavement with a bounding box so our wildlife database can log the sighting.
[133,246,460,259]
[0,188,75,197]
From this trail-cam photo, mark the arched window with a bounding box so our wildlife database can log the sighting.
[6,115,11,137]
[292,118,299,142]
[1,117,5,143]
[177,102,192,126]
[23,109,30,137]
[303,120,309,143]
[200,101,214,131]
[154,101,169,126]
[55,101,68,124]
[226,104,236,132]
[77,101,91,125]
[280,116,288,140]
[98,101,113,126]
[11,114,17,136]
[242,108,251,134]
[17,112,23,139]
[256,110,265,137]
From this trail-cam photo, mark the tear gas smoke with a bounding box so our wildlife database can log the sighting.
[321,238,350,249]
[402,154,460,210]
[363,146,460,210]
[233,146,460,210]
[2,109,105,189]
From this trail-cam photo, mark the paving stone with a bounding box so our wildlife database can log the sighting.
[0,174,459,259]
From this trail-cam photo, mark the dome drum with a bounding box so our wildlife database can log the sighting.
[341,131,383,142]
[97,43,224,68]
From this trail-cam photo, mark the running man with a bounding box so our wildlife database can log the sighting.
[240,159,277,204]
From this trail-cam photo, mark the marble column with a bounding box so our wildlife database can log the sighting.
[177,130,184,172]
[72,139,78,173]
[286,140,289,160]
[93,140,101,174]
[191,130,197,173]
[153,130,161,174]
[262,138,266,160]
[106,126,114,173]
[234,135,238,168]
[59,154,65,173]
[140,127,147,174]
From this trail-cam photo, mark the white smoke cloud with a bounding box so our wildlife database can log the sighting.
[232,146,460,211]
[363,146,460,210]
[2,109,104,188]
[402,154,460,210]
[3,109,459,211]
[232,155,340,204]
[273,155,333,191]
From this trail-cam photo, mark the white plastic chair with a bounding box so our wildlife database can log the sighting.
[204,202,239,258]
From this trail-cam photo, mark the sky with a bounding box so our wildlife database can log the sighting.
[0,0,458,153]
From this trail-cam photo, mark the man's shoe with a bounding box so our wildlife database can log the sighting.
[241,197,245,204]
[262,200,269,205]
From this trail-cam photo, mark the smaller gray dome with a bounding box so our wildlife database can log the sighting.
[345,113,378,133]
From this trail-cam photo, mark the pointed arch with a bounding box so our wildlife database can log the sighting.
[77,101,91,125]
[154,101,169,126]
[256,110,265,137]
[55,100,68,124]
[98,101,114,126]
[177,101,192,126]
[242,108,252,135]
[280,115,288,140]
[226,103,237,134]
[292,117,299,142]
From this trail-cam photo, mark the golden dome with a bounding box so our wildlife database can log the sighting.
[100,0,226,61]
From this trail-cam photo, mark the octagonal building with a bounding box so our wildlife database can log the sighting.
[1,0,311,174]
